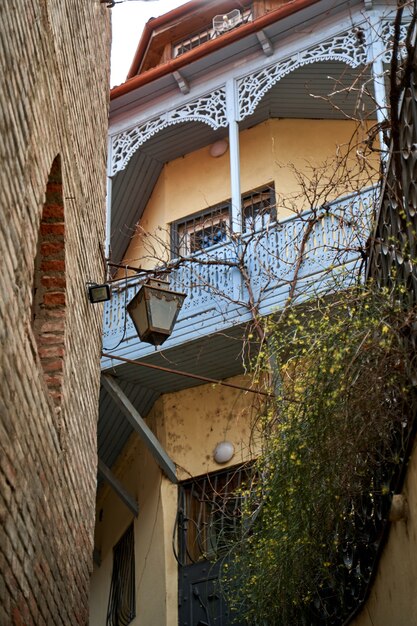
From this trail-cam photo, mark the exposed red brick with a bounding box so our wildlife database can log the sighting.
[0,2,109,624]
[40,223,65,237]
[37,333,65,345]
[40,359,63,373]
[40,260,65,273]
[45,182,63,195]
[42,205,65,220]
[43,292,66,307]
[43,310,66,321]
[39,321,65,334]
[44,376,64,389]
[40,243,65,258]
[41,275,66,289]
[38,346,65,359]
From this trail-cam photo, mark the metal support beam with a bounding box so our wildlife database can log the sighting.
[256,30,274,56]
[98,458,139,517]
[173,70,190,94]
[102,374,177,483]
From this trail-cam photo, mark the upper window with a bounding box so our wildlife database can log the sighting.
[242,184,276,232]
[172,202,231,257]
[170,183,276,258]
[172,7,253,58]
[173,28,213,57]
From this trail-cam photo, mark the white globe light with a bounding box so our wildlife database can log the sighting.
[213,441,235,464]
[209,139,229,158]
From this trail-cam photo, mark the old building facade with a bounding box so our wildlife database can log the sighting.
[91,1,417,625]
[0,1,110,624]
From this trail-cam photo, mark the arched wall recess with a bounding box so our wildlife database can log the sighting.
[32,155,66,406]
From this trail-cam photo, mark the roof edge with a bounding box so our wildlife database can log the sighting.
[127,0,208,79]
[112,0,321,102]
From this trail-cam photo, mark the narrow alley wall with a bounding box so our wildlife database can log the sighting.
[0,1,110,624]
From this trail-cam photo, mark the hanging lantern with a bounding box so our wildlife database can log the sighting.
[127,278,186,346]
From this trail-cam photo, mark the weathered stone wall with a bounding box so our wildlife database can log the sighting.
[0,1,110,624]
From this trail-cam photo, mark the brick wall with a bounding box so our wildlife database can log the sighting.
[0,1,110,624]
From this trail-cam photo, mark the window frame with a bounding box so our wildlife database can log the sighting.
[171,201,231,258]
[170,182,276,259]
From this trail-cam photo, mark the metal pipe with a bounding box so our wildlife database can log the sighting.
[101,352,274,397]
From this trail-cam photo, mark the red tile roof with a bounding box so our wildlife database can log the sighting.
[110,0,321,101]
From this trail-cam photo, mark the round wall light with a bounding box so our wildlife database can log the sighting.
[213,441,235,464]
[209,139,229,158]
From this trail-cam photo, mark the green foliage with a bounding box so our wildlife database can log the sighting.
[223,287,415,624]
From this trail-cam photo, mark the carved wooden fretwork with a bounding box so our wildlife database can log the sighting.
[237,29,368,120]
[111,88,227,175]
[379,20,410,63]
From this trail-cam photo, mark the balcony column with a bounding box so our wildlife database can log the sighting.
[366,12,389,154]
[105,136,113,269]
[226,78,242,233]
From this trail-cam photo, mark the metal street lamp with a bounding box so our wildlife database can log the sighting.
[127,278,186,347]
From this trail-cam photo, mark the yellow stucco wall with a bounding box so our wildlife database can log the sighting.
[89,375,261,626]
[121,118,376,269]
[349,440,417,626]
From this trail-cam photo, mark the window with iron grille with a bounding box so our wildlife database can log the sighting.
[171,183,275,258]
[242,183,276,232]
[106,523,136,626]
[177,465,252,566]
[171,202,231,257]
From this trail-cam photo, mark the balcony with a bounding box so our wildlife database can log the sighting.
[102,187,376,370]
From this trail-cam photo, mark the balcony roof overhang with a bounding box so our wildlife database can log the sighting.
[109,58,375,265]
[98,325,251,471]
[111,0,364,106]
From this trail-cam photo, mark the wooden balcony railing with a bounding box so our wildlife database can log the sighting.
[102,187,376,367]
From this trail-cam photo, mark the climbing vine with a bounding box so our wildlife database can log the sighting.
[221,286,416,624]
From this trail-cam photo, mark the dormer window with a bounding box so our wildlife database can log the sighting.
[173,28,214,58]
[172,7,253,59]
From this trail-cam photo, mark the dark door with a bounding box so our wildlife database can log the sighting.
[177,466,250,626]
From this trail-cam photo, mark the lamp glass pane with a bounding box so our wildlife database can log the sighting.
[128,292,149,339]
[148,292,179,332]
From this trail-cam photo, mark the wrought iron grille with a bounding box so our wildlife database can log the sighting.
[177,465,252,567]
[307,21,417,626]
[106,523,136,626]
[242,184,276,232]
[171,203,231,257]
[303,420,415,625]
[171,184,276,257]
[368,53,417,305]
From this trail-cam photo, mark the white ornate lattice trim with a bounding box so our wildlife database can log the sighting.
[111,88,227,175]
[379,20,409,63]
[237,29,367,120]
